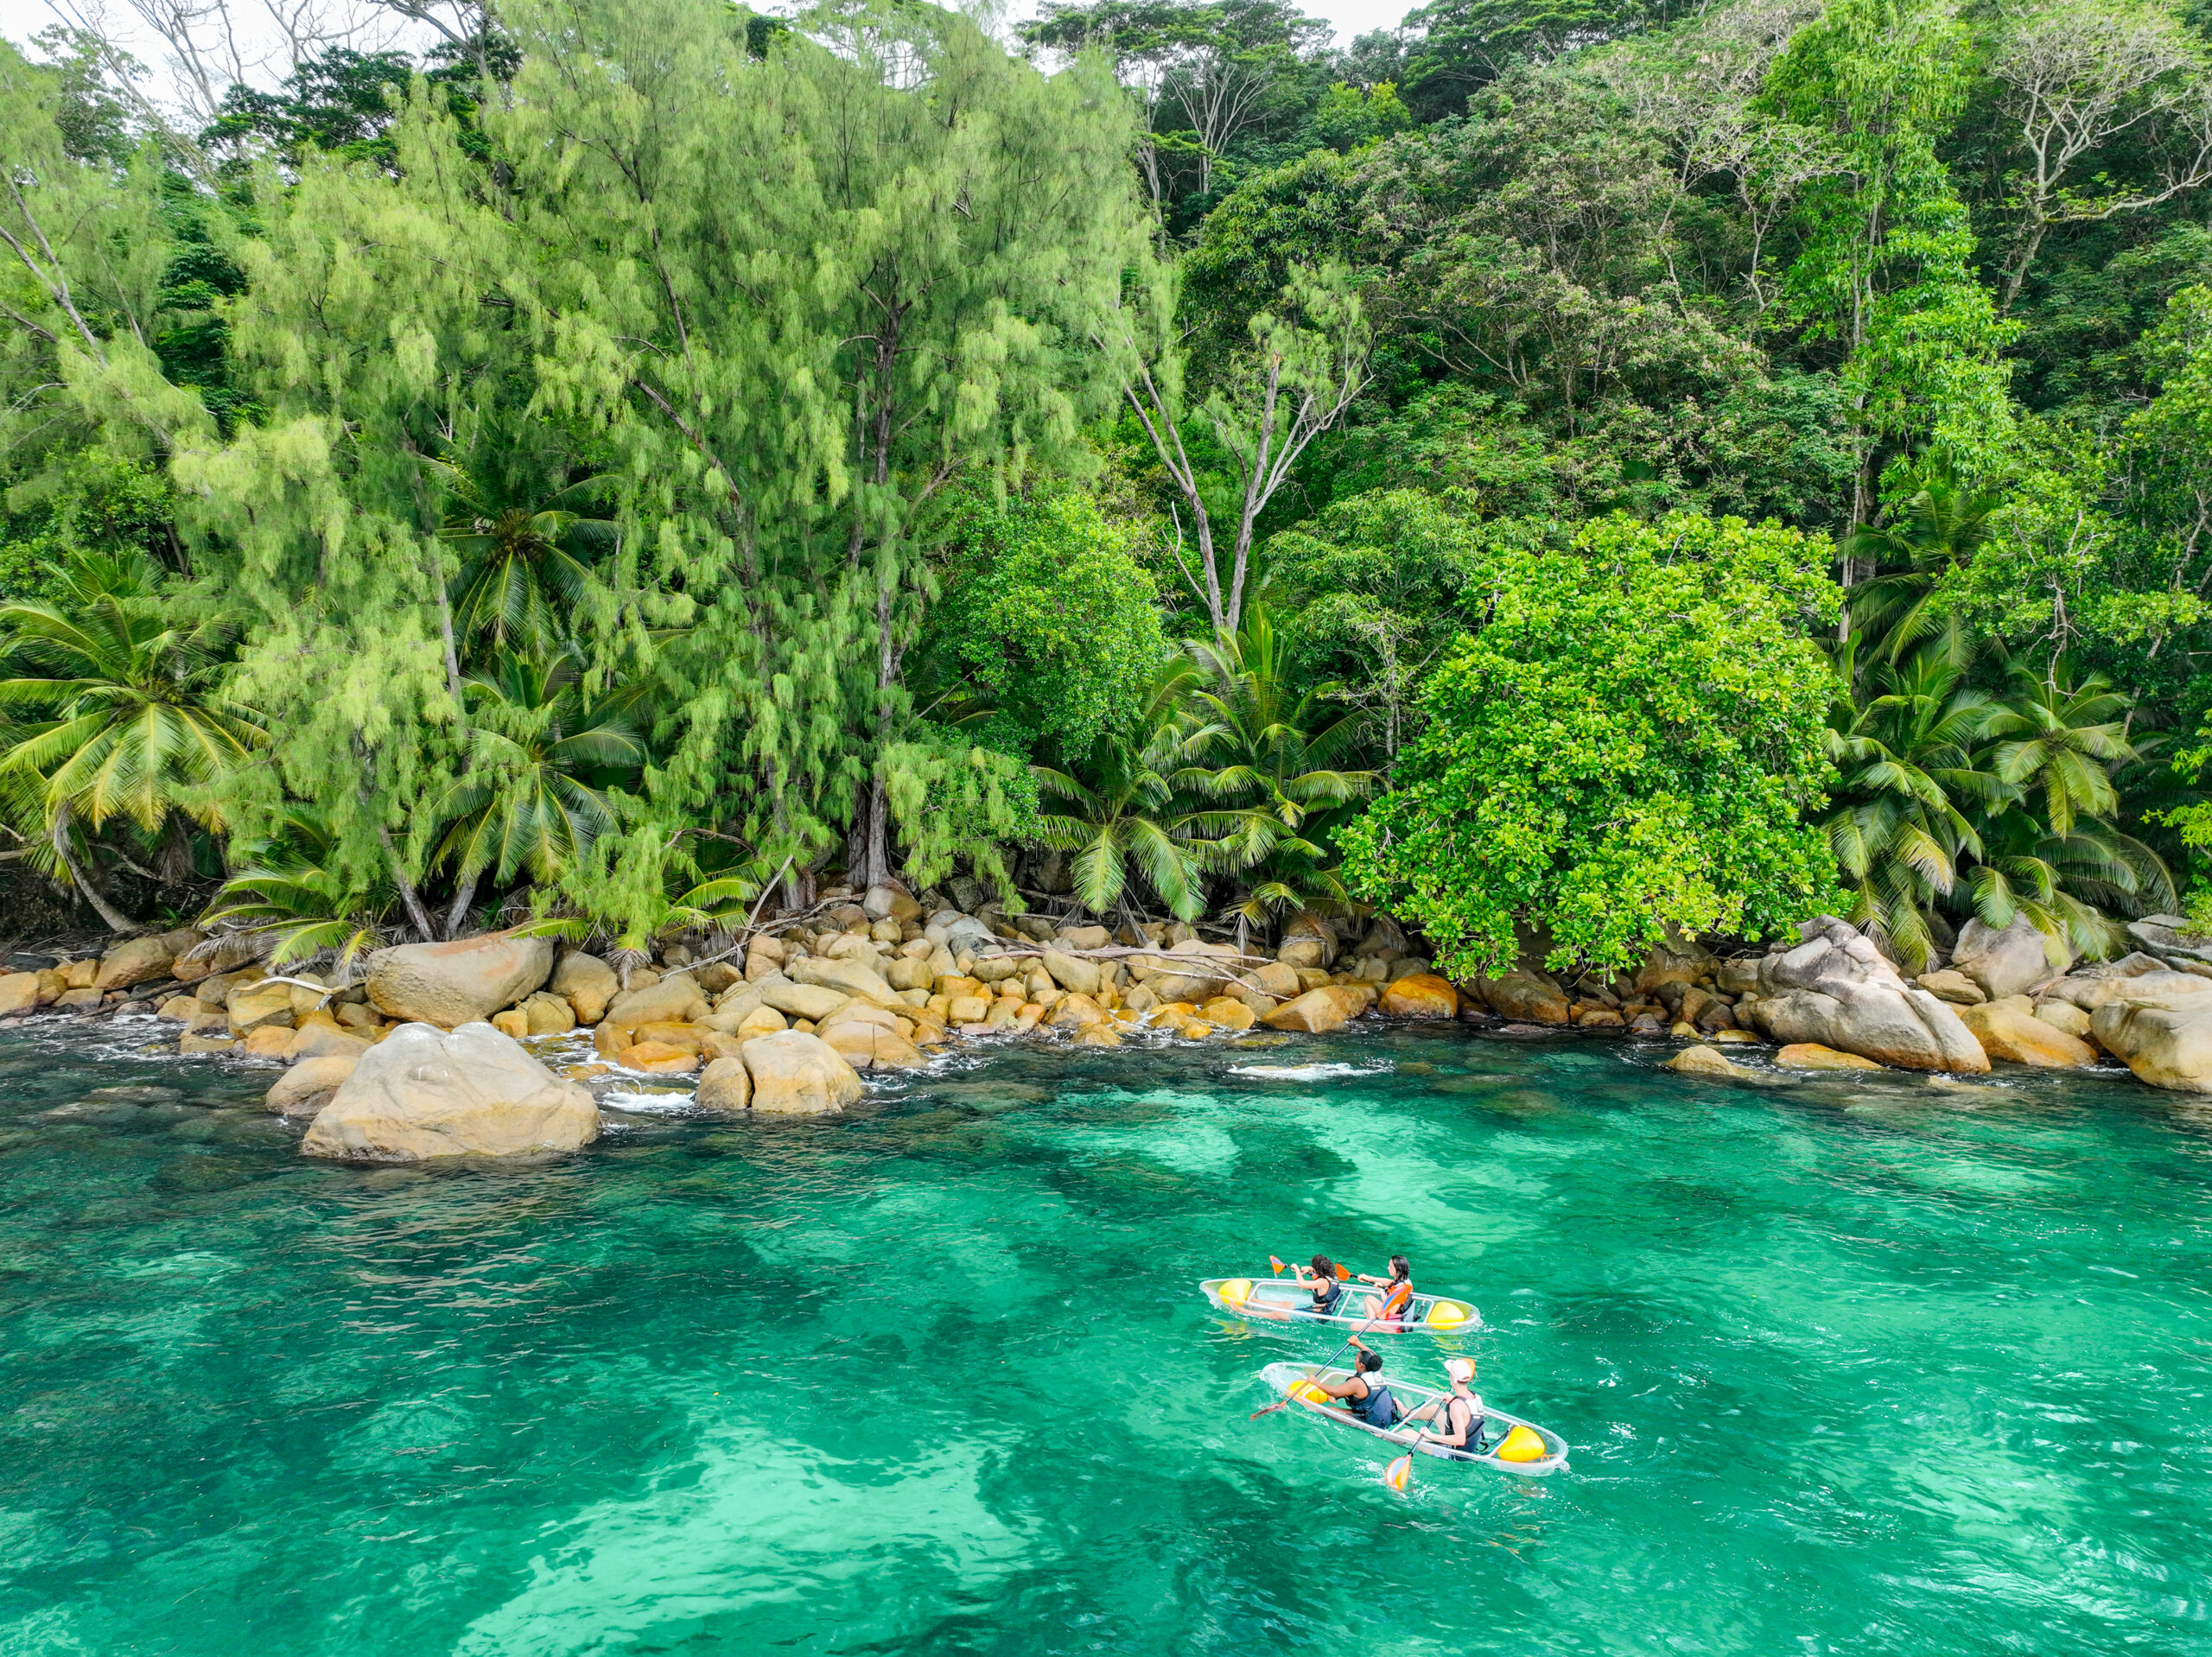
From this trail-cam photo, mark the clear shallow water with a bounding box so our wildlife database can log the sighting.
[3,1021,2209,1655]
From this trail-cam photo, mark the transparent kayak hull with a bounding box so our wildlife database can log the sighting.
[1199,1276,1480,1333]
[1259,1360,1569,1476]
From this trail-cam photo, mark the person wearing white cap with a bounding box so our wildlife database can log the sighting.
[1402,1356,1488,1455]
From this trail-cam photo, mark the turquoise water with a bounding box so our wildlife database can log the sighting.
[3,1020,2209,1655]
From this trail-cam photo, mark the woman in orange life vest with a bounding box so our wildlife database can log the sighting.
[1354,1254,1414,1326]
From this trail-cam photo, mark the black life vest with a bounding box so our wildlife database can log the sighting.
[1349,1373,1397,1428]
[1311,1278,1342,1315]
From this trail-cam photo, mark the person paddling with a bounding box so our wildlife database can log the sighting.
[1402,1356,1488,1455]
[1355,1254,1414,1327]
[1309,1337,1398,1428]
[1288,1254,1344,1317]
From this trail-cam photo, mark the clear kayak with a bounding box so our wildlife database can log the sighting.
[1259,1361,1569,1476]
[1199,1275,1479,1332]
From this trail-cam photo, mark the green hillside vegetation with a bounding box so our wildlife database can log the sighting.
[3,0,2209,975]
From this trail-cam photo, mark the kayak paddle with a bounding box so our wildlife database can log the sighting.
[1249,1330,1362,1419]
[1270,1255,1350,1280]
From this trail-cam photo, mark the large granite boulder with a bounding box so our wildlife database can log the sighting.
[94,933,184,993]
[1633,927,1717,995]
[787,954,906,1010]
[2126,915,2212,969]
[1950,915,2072,1000]
[1262,985,1372,1033]
[266,1054,359,1117]
[366,933,554,1028]
[2043,959,2212,1013]
[300,1022,599,1162]
[603,970,709,1031]
[741,1030,865,1114]
[1469,968,1571,1025]
[1738,917,1988,1072]
[1959,998,2096,1069]
[2091,1000,2212,1093]
[1378,974,1459,1019]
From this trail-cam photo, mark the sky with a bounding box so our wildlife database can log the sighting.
[0,0,1421,122]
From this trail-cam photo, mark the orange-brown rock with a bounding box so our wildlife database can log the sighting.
[1378,974,1459,1019]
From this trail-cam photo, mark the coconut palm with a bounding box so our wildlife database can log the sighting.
[1185,606,1375,944]
[422,648,649,931]
[1968,661,2172,955]
[1032,662,1236,924]
[0,550,263,929]
[198,805,396,972]
[429,445,617,662]
[1822,650,2010,970]
[1842,460,2002,670]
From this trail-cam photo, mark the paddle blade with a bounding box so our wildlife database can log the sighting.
[1336,1263,1351,1280]
[1269,1255,1286,1276]
[1249,1400,1290,1419]
[1384,1453,1413,1494]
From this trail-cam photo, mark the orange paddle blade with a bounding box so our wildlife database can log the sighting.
[1336,1264,1351,1280]
[1269,1255,1286,1275]
[1384,1453,1413,1494]
[1249,1400,1289,1419]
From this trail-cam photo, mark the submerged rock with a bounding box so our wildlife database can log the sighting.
[1667,1044,1752,1078]
[300,1022,599,1162]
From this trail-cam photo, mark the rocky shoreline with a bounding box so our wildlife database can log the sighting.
[7,884,2212,1164]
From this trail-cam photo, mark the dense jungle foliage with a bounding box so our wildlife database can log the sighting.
[4,0,2211,979]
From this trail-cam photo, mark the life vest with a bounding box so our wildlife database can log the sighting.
[1349,1373,1397,1428]
[1379,1279,1413,1323]
[1444,1394,1486,1454]
[1310,1278,1342,1316]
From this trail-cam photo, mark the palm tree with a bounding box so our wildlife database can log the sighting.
[1969,661,2173,956]
[423,648,648,934]
[1822,650,2010,970]
[1185,606,1376,946]
[0,550,263,930]
[1842,460,2002,670]
[199,805,396,973]
[428,446,617,662]
[1032,662,1235,924]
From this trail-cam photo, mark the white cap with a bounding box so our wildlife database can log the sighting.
[1443,1357,1474,1384]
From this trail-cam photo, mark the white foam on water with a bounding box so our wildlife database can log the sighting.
[1227,1061,1393,1081]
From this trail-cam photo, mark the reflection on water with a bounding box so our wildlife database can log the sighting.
[0,1022,2207,1655]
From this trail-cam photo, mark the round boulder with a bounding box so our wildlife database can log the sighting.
[741,1030,865,1114]
[300,1022,599,1162]
[366,933,555,1029]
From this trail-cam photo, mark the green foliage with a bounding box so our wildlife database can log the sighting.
[923,492,1170,763]
[0,549,261,835]
[200,805,395,969]
[1343,513,1844,975]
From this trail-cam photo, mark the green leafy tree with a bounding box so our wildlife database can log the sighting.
[920,490,1171,763]
[1343,511,1843,975]
[1841,459,2003,668]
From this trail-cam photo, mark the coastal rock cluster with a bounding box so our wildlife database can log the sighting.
[15,887,2212,1166]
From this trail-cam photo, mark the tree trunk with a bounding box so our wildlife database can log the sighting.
[376,824,438,943]
[443,867,481,940]
[50,803,135,933]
